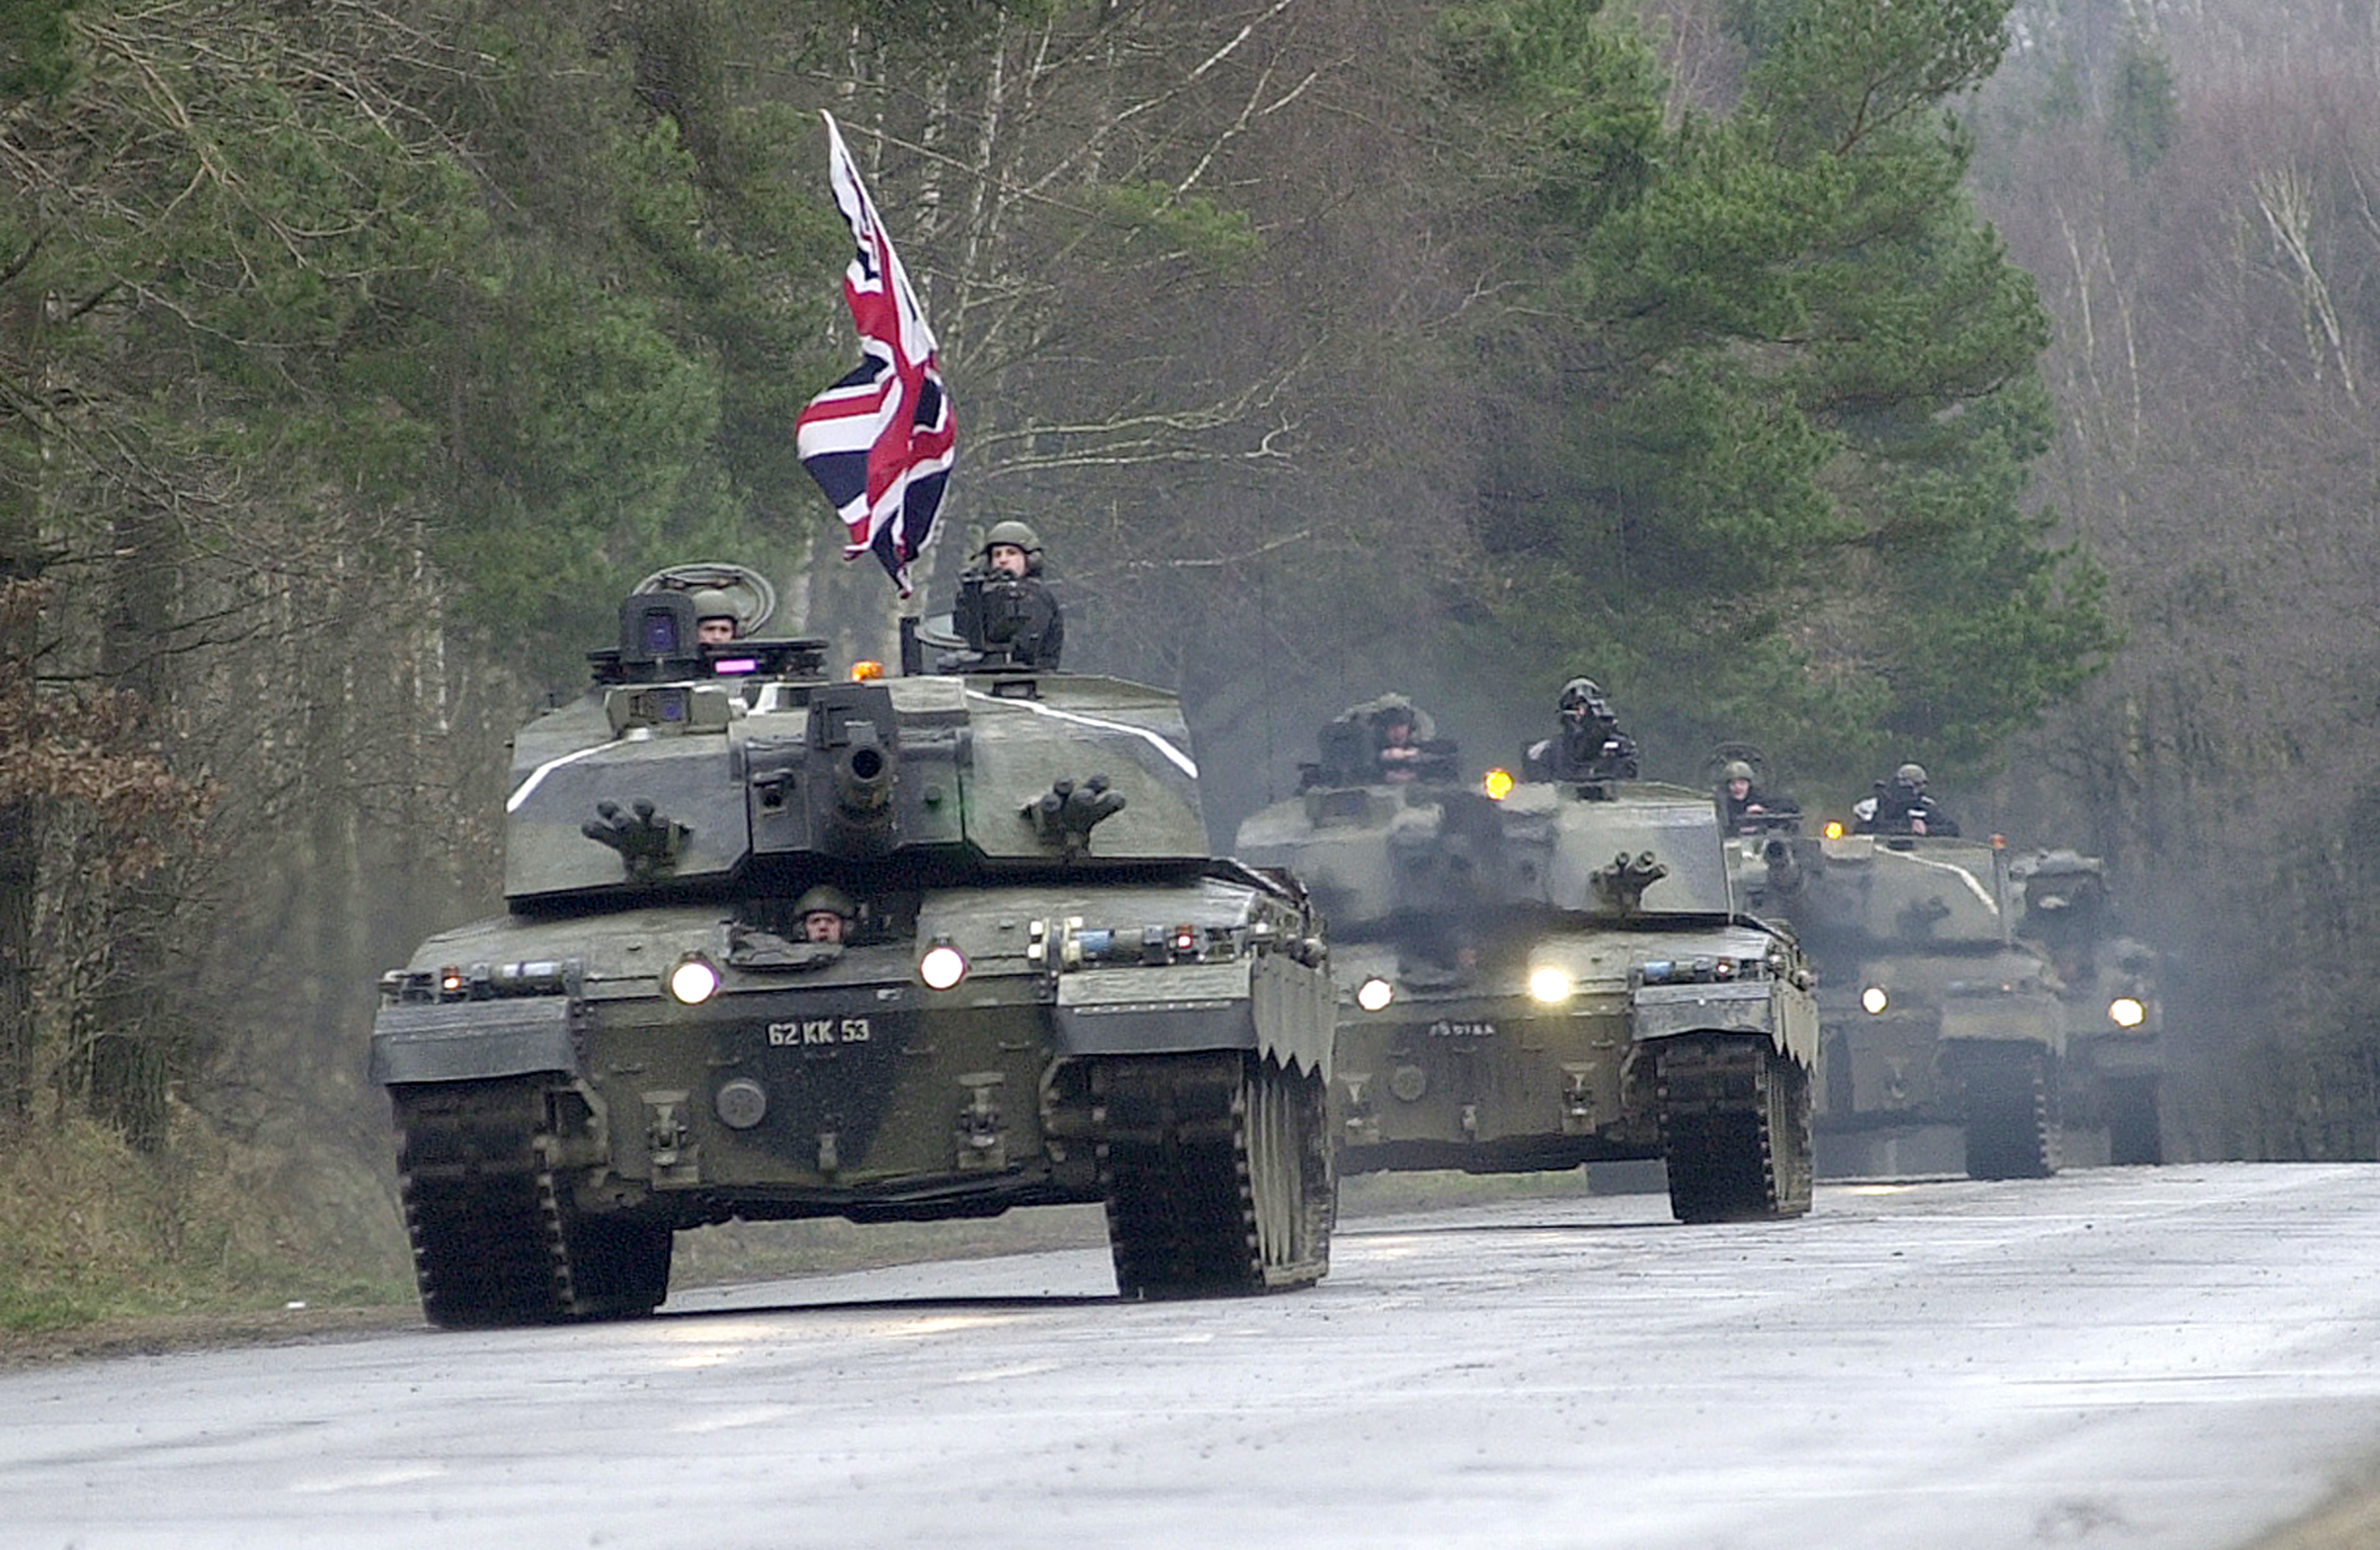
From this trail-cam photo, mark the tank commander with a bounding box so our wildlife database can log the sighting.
[1373,700,1427,782]
[1720,759,1798,833]
[1852,762,1961,837]
[953,520,1064,669]
[692,589,741,646]
[795,884,856,945]
[1525,677,1640,782]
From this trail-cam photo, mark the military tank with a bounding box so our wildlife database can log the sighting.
[1739,821,2064,1179]
[370,564,1335,1326]
[2012,848,2165,1165]
[1234,703,1818,1223]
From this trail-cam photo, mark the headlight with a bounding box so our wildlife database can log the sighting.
[1527,966,1573,1004]
[2108,996,2147,1028]
[1860,985,1889,1015]
[668,954,721,1005]
[1355,976,1395,1013]
[918,943,969,991]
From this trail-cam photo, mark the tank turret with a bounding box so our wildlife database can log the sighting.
[1239,714,1818,1225]
[371,565,1335,1325]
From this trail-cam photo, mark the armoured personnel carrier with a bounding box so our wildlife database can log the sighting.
[1737,823,2063,1178]
[2012,849,2164,1165]
[1235,705,1818,1223]
[370,565,1335,1326]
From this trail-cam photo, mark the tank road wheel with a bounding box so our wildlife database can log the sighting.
[1960,1045,2057,1181]
[1655,1034,1814,1224]
[393,1078,672,1327]
[1095,1051,1333,1299]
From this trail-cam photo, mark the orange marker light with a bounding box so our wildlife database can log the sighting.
[1483,768,1516,801]
[851,660,885,682]
[1822,820,1845,840]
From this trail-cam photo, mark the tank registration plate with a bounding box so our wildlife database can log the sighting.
[768,1017,873,1046]
[1428,1020,1497,1038]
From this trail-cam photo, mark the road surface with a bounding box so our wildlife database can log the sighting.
[3,1162,2377,1549]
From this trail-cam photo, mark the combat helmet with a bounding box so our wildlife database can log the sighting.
[1893,762,1928,792]
[795,883,855,922]
[1558,677,1610,724]
[1723,759,1757,784]
[978,520,1044,575]
[689,588,739,632]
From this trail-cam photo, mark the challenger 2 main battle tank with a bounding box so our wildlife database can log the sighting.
[370,565,1335,1325]
[2012,848,2165,1166]
[1235,702,1818,1223]
[1739,822,2064,1179]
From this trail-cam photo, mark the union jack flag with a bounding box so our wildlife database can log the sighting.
[795,111,955,597]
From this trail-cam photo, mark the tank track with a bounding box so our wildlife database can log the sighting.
[1959,1044,2057,1180]
[1095,1051,1333,1299]
[1656,1034,1814,1223]
[392,1077,672,1328]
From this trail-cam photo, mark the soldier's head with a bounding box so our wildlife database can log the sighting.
[795,884,855,944]
[1892,762,1928,797]
[1724,758,1757,798]
[690,589,739,645]
[1377,704,1417,747]
[1558,677,1610,731]
[979,520,1043,579]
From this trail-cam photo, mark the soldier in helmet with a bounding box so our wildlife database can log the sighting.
[1719,758,1796,833]
[1852,762,1960,836]
[691,589,741,647]
[1525,676,1639,782]
[955,519,1063,669]
[795,883,856,945]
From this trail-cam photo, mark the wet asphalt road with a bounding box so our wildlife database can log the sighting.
[3,1162,2377,1549]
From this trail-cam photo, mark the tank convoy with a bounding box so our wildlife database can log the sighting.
[1731,796,2164,1178]
[370,564,1335,1326]
[1234,698,1819,1224]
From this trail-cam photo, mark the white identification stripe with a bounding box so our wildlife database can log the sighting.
[506,741,622,813]
[965,690,1197,778]
[1897,848,2001,913]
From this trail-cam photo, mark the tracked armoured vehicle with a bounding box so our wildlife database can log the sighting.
[2012,849,2165,1166]
[1235,707,1818,1223]
[370,566,1335,1326]
[1738,823,2064,1178]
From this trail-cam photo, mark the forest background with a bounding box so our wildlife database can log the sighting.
[3,0,2375,1322]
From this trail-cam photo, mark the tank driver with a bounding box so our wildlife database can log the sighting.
[1852,762,1961,837]
[1525,677,1640,782]
[795,884,855,945]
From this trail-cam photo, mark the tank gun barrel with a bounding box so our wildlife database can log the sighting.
[1762,835,1805,897]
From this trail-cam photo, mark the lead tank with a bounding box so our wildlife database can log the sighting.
[1741,823,2063,1178]
[1235,708,1818,1223]
[370,567,1335,1325]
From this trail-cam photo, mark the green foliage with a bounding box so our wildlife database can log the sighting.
[2108,31,2178,177]
[1080,181,1263,275]
[1439,0,1663,230]
[1441,0,2102,792]
[1731,0,2010,157]
[0,0,78,100]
